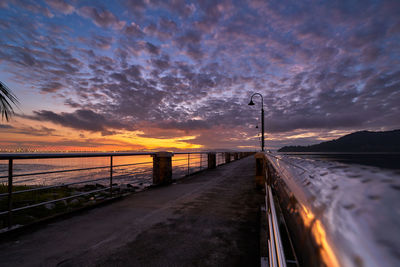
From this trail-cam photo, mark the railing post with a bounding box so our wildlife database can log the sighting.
[110,156,113,196]
[207,153,216,169]
[254,152,266,188]
[266,161,272,185]
[234,153,239,160]
[152,152,173,185]
[200,153,202,170]
[225,152,231,163]
[7,159,13,228]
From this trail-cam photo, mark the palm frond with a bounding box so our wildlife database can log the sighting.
[0,81,19,121]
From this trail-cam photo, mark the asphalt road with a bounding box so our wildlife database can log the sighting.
[0,156,264,267]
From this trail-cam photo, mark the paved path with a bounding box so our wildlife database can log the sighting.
[0,156,264,267]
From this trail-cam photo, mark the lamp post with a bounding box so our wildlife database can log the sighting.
[248,93,264,152]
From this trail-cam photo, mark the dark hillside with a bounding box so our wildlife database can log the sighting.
[278,130,400,152]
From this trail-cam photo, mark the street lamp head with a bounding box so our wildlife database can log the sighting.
[248,100,255,106]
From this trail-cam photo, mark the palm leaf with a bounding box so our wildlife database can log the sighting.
[0,81,19,121]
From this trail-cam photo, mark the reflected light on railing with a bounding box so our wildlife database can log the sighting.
[300,204,340,267]
[300,203,314,227]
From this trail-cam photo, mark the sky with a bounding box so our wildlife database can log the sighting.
[0,0,399,152]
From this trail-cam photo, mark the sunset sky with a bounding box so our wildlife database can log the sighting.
[0,0,399,151]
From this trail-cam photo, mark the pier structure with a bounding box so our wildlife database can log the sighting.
[0,151,388,266]
[0,151,253,230]
[0,153,263,266]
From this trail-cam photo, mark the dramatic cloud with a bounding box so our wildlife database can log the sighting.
[0,0,399,150]
[46,0,74,15]
[78,6,125,30]
[40,82,63,93]
[26,109,134,135]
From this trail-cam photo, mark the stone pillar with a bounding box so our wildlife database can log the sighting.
[254,152,266,188]
[208,153,216,169]
[225,152,231,163]
[152,152,173,185]
[234,153,239,160]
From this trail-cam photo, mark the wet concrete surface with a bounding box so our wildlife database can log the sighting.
[0,156,264,267]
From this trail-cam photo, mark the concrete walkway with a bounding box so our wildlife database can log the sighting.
[0,156,264,267]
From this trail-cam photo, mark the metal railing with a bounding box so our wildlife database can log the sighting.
[216,152,226,166]
[266,183,287,267]
[0,151,248,230]
[254,152,298,267]
[172,152,209,179]
[0,152,155,229]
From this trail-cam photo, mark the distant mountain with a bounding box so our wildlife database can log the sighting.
[278,130,400,152]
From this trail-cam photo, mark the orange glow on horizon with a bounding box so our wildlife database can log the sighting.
[0,118,203,152]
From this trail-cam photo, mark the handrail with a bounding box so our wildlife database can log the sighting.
[0,187,111,215]
[267,184,287,267]
[0,152,155,160]
[265,152,392,267]
[0,151,240,160]
[255,152,298,267]
[0,161,153,180]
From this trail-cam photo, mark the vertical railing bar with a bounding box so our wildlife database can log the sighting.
[268,185,287,267]
[7,158,13,228]
[151,154,154,184]
[110,156,113,197]
[268,211,278,267]
[187,154,190,176]
[200,153,202,170]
